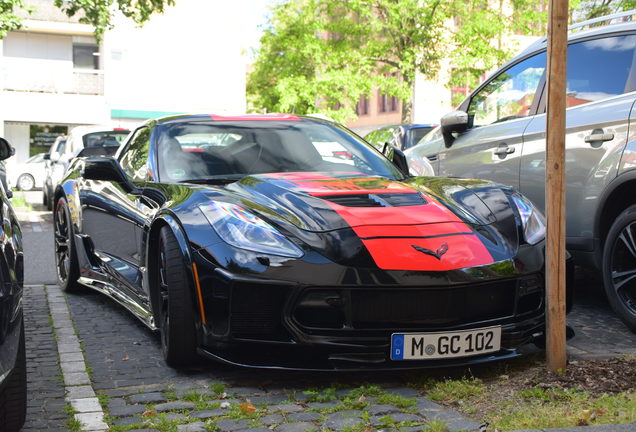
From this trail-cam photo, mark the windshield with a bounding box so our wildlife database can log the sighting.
[156,119,403,183]
[82,131,129,149]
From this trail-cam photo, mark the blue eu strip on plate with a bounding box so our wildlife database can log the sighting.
[391,334,404,360]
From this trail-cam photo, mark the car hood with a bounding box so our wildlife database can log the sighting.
[218,172,500,232]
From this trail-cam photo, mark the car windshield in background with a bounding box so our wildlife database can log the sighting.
[408,127,434,148]
[156,120,404,183]
[82,131,129,148]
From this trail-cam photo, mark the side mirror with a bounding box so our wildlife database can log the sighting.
[50,153,61,162]
[440,110,469,147]
[0,138,15,161]
[81,157,135,192]
[382,143,410,178]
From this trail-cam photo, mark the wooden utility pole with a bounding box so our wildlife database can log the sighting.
[545,0,568,372]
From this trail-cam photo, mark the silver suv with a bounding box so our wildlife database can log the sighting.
[406,10,636,332]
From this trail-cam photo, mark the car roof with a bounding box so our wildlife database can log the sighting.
[517,11,636,59]
[151,113,318,125]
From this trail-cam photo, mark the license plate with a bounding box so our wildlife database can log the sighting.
[390,326,502,360]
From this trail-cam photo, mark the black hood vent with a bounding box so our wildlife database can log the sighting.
[320,193,427,207]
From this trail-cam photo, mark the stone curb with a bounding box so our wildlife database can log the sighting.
[46,285,108,431]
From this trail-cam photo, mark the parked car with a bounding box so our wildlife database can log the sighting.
[43,127,129,210]
[53,113,572,370]
[9,153,46,191]
[0,137,26,432]
[405,10,636,332]
[365,124,437,152]
[43,135,66,210]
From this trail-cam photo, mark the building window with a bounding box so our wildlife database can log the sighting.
[356,96,369,116]
[73,44,99,69]
[378,91,399,113]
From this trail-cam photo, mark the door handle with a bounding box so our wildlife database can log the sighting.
[494,144,515,158]
[584,130,614,144]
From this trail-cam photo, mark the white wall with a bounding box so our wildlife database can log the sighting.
[104,0,247,115]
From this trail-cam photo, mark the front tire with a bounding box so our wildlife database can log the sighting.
[54,197,81,292]
[157,226,198,367]
[603,204,636,332]
[0,322,27,432]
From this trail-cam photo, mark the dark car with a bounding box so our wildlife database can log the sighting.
[364,124,437,152]
[0,138,26,431]
[53,113,571,370]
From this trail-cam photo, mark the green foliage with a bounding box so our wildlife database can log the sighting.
[0,0,173,39]
[248,0,447,123]
[490,389,636,430]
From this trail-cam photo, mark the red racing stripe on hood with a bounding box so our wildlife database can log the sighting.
[262,172,495,270]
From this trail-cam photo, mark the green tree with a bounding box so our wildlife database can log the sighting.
[0,0,174,39]
[248,0,447,123]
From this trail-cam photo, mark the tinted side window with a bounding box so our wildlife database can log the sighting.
[119,128,151,181]
[468,51,546,127]
[566,35,636,108]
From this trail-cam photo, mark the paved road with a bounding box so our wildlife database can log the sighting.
[14,190,636,432]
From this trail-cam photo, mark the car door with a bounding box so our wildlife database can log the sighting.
[81,127,153,296]
[438,51,547,190]
[520,33,636,251]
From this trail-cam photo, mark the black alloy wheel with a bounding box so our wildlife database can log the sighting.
[0,322,27,432]
[603,204,636,332]
[157,226,198,367]
[54,197,81,292]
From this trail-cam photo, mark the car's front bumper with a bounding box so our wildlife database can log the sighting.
[192,246,573,370]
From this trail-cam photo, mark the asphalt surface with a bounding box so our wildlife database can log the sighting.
[14,190,636,432]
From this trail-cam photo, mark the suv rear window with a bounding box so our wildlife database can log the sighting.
[82,131,129,148]
[566,35,636,107]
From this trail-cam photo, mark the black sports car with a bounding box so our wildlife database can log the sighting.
[0,138,25,431]
[54,114,571,370]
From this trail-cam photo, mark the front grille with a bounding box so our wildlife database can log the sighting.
[293,280,525,331]
[350,283,515,328]
[230,283,287,338]
[320,193,427,207]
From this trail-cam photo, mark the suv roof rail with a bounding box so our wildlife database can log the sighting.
[570,9,636,32]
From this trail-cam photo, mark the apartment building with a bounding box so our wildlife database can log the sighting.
[0,0,247,169]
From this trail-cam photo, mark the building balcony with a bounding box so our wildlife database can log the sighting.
[2,65,104,96]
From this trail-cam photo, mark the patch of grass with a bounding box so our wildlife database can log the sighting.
[62,403,78,415]
[10,192,30,209]
[487,390,636,430]
[303,386,339,402]
[163,386,177,401]
[108,423,147,432]
[377,392,417,409]
[427,377,485,402]
[96,393,111,409]
[423,419,450,432]
[210,382,226,395]
[65,415,83,432]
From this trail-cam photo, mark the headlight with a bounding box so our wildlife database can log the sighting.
[200,202,303,258]
[511,193,546,245]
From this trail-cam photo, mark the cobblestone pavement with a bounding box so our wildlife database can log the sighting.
[64,287,481,431]
[22,285,67,431]
[566,270,636,359]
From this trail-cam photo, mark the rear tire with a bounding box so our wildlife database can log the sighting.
[157,226,198,367]
[0,321,27,432]
[16,174,34,191]
[602,204,636,332]
[45,186,53,211]
[54,197,82,293]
